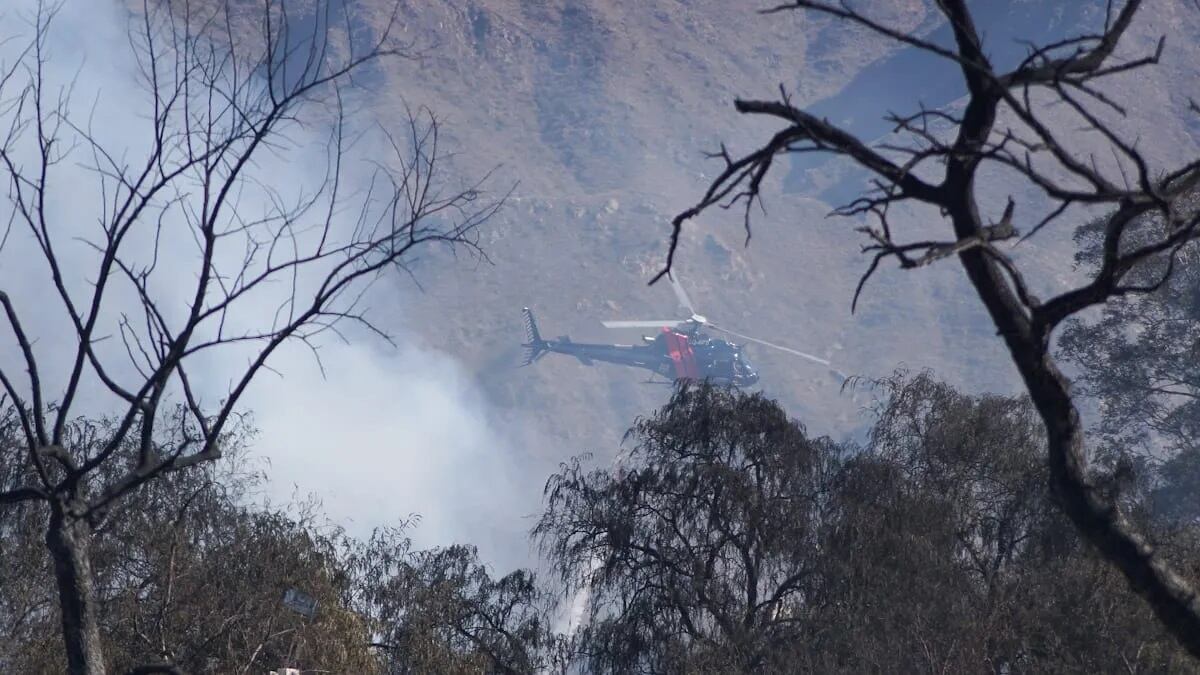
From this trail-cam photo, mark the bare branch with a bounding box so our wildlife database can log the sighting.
[655,97,942,284]
[0,289,46,450]
[0,485,46,503]
[999,0,1144,87]
[667,0,1200,657]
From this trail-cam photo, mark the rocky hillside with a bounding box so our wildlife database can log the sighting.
[350,0,1200,465]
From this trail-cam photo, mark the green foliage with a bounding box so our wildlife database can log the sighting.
[536,383,840,673]
[0,421,378,674]
[1060,189,1200,525]
[348,534,564,674]
[0,413,557,675]
[538,378,1200,673]
[5,374,1199,673]
[819,372,1192,673]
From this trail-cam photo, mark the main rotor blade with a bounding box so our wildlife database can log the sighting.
[667,271,697,316]
[708,324,831,366]
[602,320,686,329]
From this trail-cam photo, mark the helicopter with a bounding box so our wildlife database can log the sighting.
[521,273,844,387]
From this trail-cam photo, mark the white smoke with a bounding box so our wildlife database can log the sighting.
[238,335,538,569]
[0,0,537,571]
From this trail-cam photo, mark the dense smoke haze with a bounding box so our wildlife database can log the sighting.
[0,0,541,571]
[6,0,1200,568]
[5,0,1200,573]
[6,0,1200,671]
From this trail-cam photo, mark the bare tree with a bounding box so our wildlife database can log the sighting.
[661,0,1200,657]
[0,1,500,672]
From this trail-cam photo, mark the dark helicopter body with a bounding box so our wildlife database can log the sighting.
[521,308,760,386]
[520,274,842,387]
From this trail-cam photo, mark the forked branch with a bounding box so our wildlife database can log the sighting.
[664,0,1200,657]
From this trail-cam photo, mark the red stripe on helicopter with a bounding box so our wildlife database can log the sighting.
[663,329,700,380]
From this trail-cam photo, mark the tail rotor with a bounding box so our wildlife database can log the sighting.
[521,307,550,366]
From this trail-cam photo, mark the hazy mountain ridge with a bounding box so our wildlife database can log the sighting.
[364,1,933,454]
[227,1,1200,459]
[358,1,1200,459]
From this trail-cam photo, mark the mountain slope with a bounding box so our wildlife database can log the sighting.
[350,1,1200,460]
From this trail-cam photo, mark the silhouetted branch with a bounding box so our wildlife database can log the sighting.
[656,96,942,284]
[665,0,1200,657]
[999,0,1144,87]
[125,664,187,675]
[0,485,46,504]
[0,1,499,669]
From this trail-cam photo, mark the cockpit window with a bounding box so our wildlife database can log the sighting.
[733,353,759,385]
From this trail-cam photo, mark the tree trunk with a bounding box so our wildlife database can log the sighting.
[952,212,1200,657]
[46,501,107,675]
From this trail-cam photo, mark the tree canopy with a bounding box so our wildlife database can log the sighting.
[0,417,558,674]
[537,380,1199,673]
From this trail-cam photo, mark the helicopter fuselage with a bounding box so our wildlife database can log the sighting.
[522,309,759,386]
